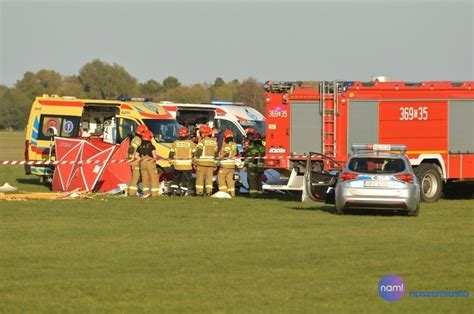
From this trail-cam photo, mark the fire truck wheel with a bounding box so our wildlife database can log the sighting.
[415,164,442,203]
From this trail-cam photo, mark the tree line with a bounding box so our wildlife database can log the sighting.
[0,59,265,130]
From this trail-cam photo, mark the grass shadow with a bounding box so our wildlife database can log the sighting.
[16,178,48,187]
[261,191,302,202]
[288,204,337,214]
[341,208,410,217]
[289,205,412,217]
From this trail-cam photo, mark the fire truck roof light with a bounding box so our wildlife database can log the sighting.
[342,81,355,91]
[351,144,407,154]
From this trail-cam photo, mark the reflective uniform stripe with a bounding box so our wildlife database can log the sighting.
[220,159,236,166]
[174,160,193,165]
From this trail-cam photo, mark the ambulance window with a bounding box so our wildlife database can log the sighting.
[117,118,138,142]
[60,117,79,138]
[38,115,79,140]
[215,119,243,144]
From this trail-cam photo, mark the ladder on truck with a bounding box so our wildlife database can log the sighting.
[319,81,338,157]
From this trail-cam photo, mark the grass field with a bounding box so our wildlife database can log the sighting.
[1,131,473,313]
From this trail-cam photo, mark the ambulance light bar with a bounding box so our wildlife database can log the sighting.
[351,144,407,154]
[117,96,154,102]
[210,100,245,106]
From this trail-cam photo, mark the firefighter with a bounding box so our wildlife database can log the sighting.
[194,125,218,196]
[244,132,265,198]
[136,130,160,198]
[212,127,224,151]
[243,127,255,150]
[127,124,148,196]
[168,126,196,196]
[218,129,238,197]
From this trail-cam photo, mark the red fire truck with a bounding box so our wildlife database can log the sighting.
[262,79,474,202]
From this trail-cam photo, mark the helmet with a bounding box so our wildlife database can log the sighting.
[178,126,189,137]
[223,129,233,139]
[254,133,262,141]
[199,125,212,137]
[142,130,153,141]
[245,127,255,136]
[136,124,148,136]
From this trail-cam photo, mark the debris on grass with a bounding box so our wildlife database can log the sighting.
[0,182,17,193]
[211,191,232,199]
[105,183,128,195]
[0,189,94,201]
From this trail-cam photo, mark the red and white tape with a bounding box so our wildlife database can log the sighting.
[0,159,131,166]
[0,155,320,166]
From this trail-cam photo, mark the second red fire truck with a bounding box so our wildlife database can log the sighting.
[262,78,474,202]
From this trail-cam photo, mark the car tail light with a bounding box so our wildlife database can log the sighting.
[395,174,414,183]
[339,172,359,181]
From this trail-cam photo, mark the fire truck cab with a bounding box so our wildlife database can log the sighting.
[25,95,180,181]
[263,79,474,202]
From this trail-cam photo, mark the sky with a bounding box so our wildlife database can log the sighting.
[1,0,473,86]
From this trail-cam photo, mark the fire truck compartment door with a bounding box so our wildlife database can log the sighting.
[290,101,321,154]
[347,101,379,152]
[449,100,474,153]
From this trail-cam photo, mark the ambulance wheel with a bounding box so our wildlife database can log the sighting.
[40,175,53,186]
[415,164,442,203]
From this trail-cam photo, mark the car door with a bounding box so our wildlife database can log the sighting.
[116,117,139,143]
[303,152,340,203]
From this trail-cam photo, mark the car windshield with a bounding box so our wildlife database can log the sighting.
[143,119,180,143]
[348,157,406,174]
[239,120,266,137]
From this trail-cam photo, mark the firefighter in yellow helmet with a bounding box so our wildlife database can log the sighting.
[218,129,238,197]
[127,124,148,196]
[136,130,161,198]
[194,125,218,196]
[168,126,196,196]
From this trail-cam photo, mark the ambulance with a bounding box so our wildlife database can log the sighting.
[24,95,180,181]
[161,101,265,151]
